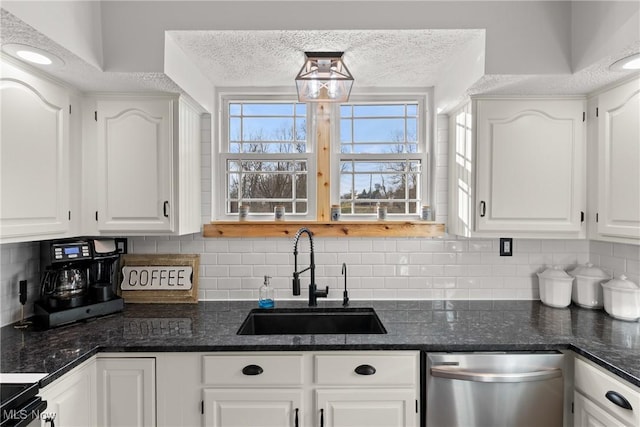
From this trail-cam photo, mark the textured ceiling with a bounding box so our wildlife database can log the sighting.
[168,29,484,88]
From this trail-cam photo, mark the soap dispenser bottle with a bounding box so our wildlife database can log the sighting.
[259,275,275,308]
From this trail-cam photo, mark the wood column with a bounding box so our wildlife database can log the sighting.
[316,102,331,221]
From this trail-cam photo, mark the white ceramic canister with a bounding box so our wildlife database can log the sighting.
[537,266,574,308]
[601,275,640,322]
[569,262,610,309]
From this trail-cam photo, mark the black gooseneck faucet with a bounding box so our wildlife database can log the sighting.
[292,227,328,306]
[342,263,349,307]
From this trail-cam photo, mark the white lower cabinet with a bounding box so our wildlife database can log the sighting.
[573,357,640,427]
[38,356,156,427]
[38,359,95,427]
[95,357,156,427]
[574,391,626,427]
[203,389,303,427]
[199,351,419,427]
[316,389,416,427]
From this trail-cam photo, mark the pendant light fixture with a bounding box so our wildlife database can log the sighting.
[295,52,354,102]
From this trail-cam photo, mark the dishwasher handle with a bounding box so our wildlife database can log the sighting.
[430,366,562,383]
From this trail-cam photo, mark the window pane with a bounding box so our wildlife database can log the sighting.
[339,160,421,215]
[353,118,405,143]
[295,174,307,198]
[340,119,352,143]
[243,103,293,116]
[340,103,420,154]
[295,103,307,116]
[243,117,294,141]
[229,103,241,115]
[229,117,241,141]
[353,104,406,117]
[226,158,307,214]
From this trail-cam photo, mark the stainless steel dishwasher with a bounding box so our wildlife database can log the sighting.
[426,352,564,427]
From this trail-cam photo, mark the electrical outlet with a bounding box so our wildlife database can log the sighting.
[499,238,513,256]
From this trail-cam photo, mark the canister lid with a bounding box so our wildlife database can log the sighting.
[569,262,610,279]
[602,275,639,290]
[538,265,572,279]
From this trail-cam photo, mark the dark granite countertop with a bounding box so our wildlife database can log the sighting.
[1,300,639,388]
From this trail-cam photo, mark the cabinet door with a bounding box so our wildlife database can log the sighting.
[315,389,417,427]
[95,357,156,427]
[574,392,626,427]
[0,60,70,241]
[203,389,302,427]
[475,99,584,234]
[96,98,174,232]
[597,79,640,240]
[39,361,95,427]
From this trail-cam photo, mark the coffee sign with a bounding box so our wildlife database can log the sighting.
[119,254,199,304]
[121,266,193,291]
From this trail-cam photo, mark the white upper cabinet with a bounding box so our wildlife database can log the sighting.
[96,96,174,232]
[595,78,640,242]
[449,98,586,238]
[93,96,201,235]
[0,59,72,242]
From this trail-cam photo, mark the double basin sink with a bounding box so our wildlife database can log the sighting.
[237,307,387,335]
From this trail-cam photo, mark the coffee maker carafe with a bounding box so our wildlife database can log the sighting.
[36,238,125,328]
[41,267,88,309]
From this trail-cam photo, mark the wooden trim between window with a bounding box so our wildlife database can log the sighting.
[316,102,331,221]
[203,221,445,238]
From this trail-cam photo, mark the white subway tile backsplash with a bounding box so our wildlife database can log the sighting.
[347,239,373,252]
[590,241,614,256]
[613,243,640,260]
[218,253,242,265]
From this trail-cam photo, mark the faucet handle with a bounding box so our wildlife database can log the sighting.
[316,286,329,298]
[292,273,301,296]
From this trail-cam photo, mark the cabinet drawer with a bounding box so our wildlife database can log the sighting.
[574,358,640,426]
[203,354,303,386]
[314,353,417,386]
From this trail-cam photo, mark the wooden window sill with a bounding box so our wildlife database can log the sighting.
[203,221,445,238]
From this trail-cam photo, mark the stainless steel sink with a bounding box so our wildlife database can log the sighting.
[237,307,387,335]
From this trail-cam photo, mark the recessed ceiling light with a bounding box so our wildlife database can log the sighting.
[609,53,640,71]
[1,43,64,67]
[16,50,52,65]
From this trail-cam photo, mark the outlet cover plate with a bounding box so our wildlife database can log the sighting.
[500,238,513,256]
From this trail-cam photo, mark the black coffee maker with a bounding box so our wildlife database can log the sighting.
[35,238,126,328]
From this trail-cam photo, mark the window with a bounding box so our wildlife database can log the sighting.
[335,100,427,218]
[219,97,315,219]
[217,93,429,221]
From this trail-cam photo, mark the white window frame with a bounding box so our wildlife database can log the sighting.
[331,93,430,221]
[215,91,317,221]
